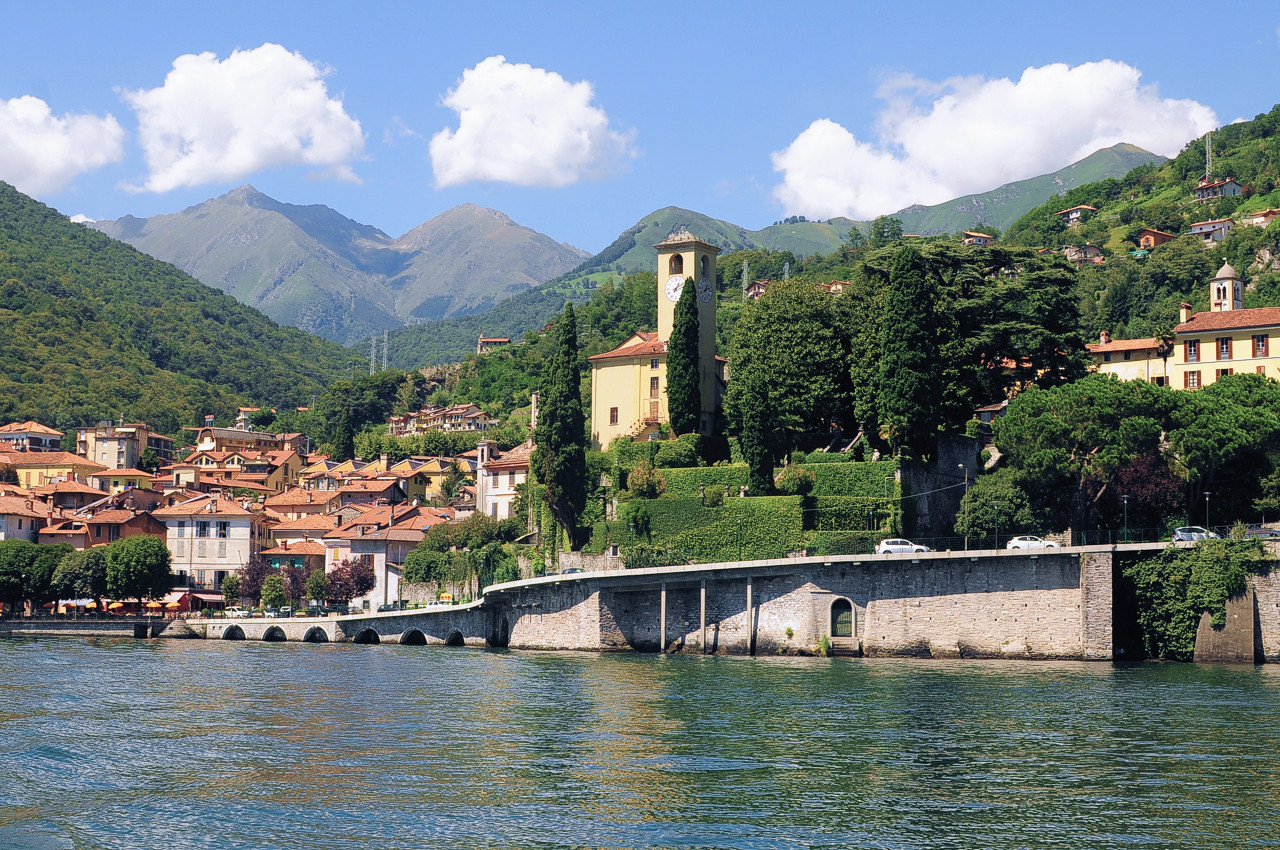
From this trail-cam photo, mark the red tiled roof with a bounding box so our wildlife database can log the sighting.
[1086,338,1159,353]
[262,541,327,556]
[95,468,154,478]
[1189,218,1232,228]
[588,332,666,362]
[0,496,47,518]
[1176,308,1280,334]
[8,452,106,469]
[30,480,109,497]
[151,495,255,518]
[0,420,64,436]
[1057,204,1097,215]
[265,489,337,507]
[272,514,341,532]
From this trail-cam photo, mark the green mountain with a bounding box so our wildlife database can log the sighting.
[0,181,353,435]
[892,143,1165,236]
[90,189,589,345]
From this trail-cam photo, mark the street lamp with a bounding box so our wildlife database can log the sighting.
[993,501,1000,550]
[958,464,969,551]
[1204,491,1211,531]
[737,517,743,561]
[1122,494,1129,544]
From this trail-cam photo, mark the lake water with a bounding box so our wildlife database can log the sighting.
[1,638,1278,849]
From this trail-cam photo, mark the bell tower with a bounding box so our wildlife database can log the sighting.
[655,230,720,434]
[1210,262,1243,312]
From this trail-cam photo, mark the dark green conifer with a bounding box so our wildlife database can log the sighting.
[665,280,701,435]
[878,244,941,456]
[532,304,589,548]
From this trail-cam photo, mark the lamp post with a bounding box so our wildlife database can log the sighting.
[958,464,969,551]
[993,501,1000,551]
[1122,494,1129,544]
[737,517,743,562]
[1204,491,1211,531]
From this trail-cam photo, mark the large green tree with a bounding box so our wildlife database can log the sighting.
[532,304,589,548]
[52,548,109,603]
[665,277,701,435]
[878,245,941,456]
[105,536,172,602]
[0,540,39,611]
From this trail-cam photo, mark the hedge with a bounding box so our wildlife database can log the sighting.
[806,531,883,556]
[586,496,806,562]
[661,465,750,498]
[608,434,703,470]
[808,460,898,497]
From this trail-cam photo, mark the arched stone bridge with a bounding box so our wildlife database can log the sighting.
[178,602,503,647]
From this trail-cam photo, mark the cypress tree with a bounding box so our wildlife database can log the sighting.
[737,367,775,495]
[665,279,701,435]
[878,244,941,457]
[532,304,589,548]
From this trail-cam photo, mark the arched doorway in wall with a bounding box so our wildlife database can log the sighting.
[831,598,854,639]
[353,628,381,645]
[494,615,510,648]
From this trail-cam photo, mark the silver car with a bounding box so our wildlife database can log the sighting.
[1172,526,1219,541]
[877,538,930,554]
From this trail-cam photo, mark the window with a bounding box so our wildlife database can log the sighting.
[94,525,102,539]
[1259,366,1267,376]
[1155,376,1166,387]
[1103,353,1112,362]
[1185,340,1199,363]
[216,521,229,539]
[650,376,659,398]
[1255,335,1269,357]
[669,254,683,275]
[649,401,659,420]
[196,520,209,538]
[1123,351,1132,361]
[609,407,618,425]
[1185,370,1201,389]
[1217,337,1232,360]
[650,358,659,370]
[1217,368,1234,378]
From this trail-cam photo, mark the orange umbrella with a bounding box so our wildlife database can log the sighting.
[108,601,124,610]
[164,601,181,609]
[84,601,98,610]
[144,601,162,608]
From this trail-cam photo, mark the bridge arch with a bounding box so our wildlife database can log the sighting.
[353,628,381,645]
[263,626,286,642]
[303,626,329,643]
[492,613,510,648]
[399,629,426,646]
[444,629,465,647]
[221,624,245,641]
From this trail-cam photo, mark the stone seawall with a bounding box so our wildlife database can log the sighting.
[489,550,1115,659]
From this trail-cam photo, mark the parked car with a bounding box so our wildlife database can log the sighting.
[278,606,292,618]
[224,607,250,618]
[561,567,584,574]
[1245,526,1280,539]
[1006,536,1059,550]
[876,538,930,554]
[377,603,401,612]
[1173,526,1220,541]
[264,608,282,618]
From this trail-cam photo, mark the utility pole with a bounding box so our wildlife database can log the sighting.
[741,259,749,300]
[369,337,377,375]
[382,330,389,371]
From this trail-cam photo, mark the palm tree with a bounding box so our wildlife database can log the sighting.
[1154,324,1175,385]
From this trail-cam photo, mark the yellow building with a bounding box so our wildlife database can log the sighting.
[589,231,723,449]
[5,452,108,489]
[1091,262,1280,390]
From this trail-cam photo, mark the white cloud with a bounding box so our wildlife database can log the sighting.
[430,55,633,188]
[123,43,364,192]
[69,213,94,223]
[0,96,123,195]
[772,60,1218,220]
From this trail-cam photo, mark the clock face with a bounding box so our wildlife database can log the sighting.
[697,275,713,303]
[665,275,685,302]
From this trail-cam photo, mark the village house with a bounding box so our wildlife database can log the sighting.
[0,495,48,542]
[1057,204,1097,227]
[477,336,510,355]
[8,452,107,490]
[152,494,272,591]
[30,479,110,512]
[962,231,994,246]
[0,421,64,452]
[184,424,285,454]
[76,422,175,468]
[1136,228,1177,250]
[1246,208,1280,228]
[1193,177,1242,203]
[347,508,454,611]
[476,440,531,520]
[1087,331,1168,385]
[263,488,339,521]
[90,468,155,494]
[744,280,768,300]
[40,503,167,550]
[1189,218,1233,244]
[1061,244,1105,266]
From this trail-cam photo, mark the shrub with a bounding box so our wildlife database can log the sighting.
[775,464,816,495]
[628,459,667,498]
[655,435,701,468]
[804,451,851,464]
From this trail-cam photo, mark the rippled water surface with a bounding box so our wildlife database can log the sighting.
[1,638,1279,849]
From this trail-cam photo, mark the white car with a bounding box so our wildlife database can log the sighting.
[877,538,930,554]
[1006,535,1059,550]
[224,607,251,618]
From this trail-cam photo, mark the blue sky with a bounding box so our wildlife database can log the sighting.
[3,1,1278,253]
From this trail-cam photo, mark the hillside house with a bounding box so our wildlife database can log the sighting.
[1136,228,1177,250]
[1057,205,1097,227]
[1061,244,1105,266]
[9,452,107,489]
[1087,331,1166,385]
[962,231,994,246]
[476,440,531,521]
[1190,218,1233,244]
[1246,208,1280,228]
[185,425,284,454]
[1193,178,1242,203]
[0,421,64,452]
[744,280,768,299]
[477,336,510,355]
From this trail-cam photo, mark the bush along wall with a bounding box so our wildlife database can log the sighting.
[588,496,807,563]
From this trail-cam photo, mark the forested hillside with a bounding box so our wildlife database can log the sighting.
[1003,104,1280,340]
[0,182,354,434]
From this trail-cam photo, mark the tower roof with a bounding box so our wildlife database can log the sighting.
[1215,261,1238,280]
[654,230,721,254]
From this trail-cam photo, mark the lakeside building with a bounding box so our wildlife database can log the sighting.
[152,494,271,591]
[0,421,64,452]
[476,439,531,520]
[76,422,175,469]
[589,231,725,449]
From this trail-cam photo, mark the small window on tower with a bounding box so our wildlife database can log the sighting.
[651,358,659,370]
[669,254,684,275]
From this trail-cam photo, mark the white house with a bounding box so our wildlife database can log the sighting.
[152,494,270,591]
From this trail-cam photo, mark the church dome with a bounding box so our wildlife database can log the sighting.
[1216,261,1238,279]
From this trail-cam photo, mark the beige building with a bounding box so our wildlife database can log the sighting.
[76,423,175,468]
[1091,263,1280,391]
[589,231,723,449]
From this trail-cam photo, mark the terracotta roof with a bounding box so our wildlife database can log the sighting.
[478,337,510,343]
[1136,227,1177,238]
[0,421,64,437]
[336,479,398,495]
[1190,218,1232,228]
[1086,338,1159,353]
[1176,308,1280,334]
[272,514,341,532]
[7,452,106,469]
[588,332,667,362]
[262,541,327,556]
[962,231,993,238]
[95,468,154,478]
[486,442,533,471]
[151,495,255,518]
[0,496,48,518]
[1057,204,1097,215]
[265,489,337,507]
[654,230,721,253]
[30,480,109,497]
[79,509,137,524]
[1196,178,1239,190]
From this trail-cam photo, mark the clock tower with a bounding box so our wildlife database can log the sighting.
[655,230,720,435]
